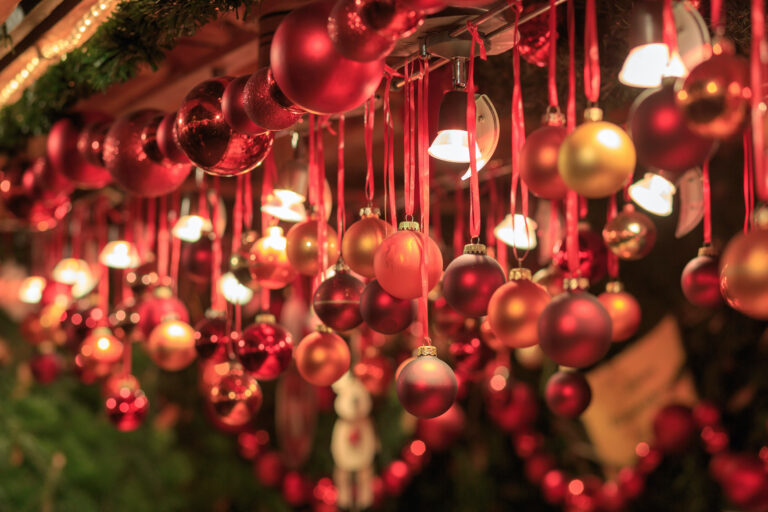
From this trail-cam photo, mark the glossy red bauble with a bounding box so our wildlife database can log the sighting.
[270,0,385,114]
[538,291,612,368]
[597,284,642,342]
[720,229,768,319]
[449,328,494,379]
[235,318,293,380]
[176,77,274,176]
[396,351,457,418]
[359,280,415,334]
[399,0,445,14]
[156,112,191,164]
[416,403,465,451]
[487,271,550,349]
[135,287,189,338]
[545,370,592,418]
[47,112,113,189]
[206,366,263,432]
[282,471,312,506]
[681,253,723,308]
[242,68,304,131]
[553,226,608,285]
[77,119,112,167]
[312,269,364,331]
[520,122,568,200]
[353,355,394,395]
[194,314,229,360]
[294,329,350,386]
[139,113,168,164]
[442,249,506,317]
[285,219,340,276]
[328,0,396,62]
[103,109,192,197]
[61,304,107,351]
[653,404,695,455]
[373,224,443,300]
[222,75,267,135]
[719,454,768,509]
[488,381,538,432]
[105,383,149,432]
[629,81,715,176]
[181,235,213,284]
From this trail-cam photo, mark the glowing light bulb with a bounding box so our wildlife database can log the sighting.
[261,189,307,222]
[619,43,670,88]
[18,276,47,304]
[172,215,212,242]
[428,129,483,164]
[628,172,677,216]
[493,214,538,250]
[99,240,140,269]
[52,258,97,298]
[263,226,288,251]
[219,272,254,305]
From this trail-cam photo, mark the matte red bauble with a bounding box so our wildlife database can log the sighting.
[327,0,396,62]
[341,207,392,277]
[720,229,768,319]
[416,403,465,451]
[373,221,443,300]
[681,251,722,308]
[312,266,364,331]
[105,383,149,432]
[270,0,385,114]
[653,404,695,455]
[520,120,568,200]
[30,352,62,384]
[353,355,394,395]
[285,219,340,276]
[487,268,550,349]
[181,235,213,284]
[242,68,304,131]
[156,112,191,164]
[538,290,612,368]
[488,381,538,432]
[396,347,457,418]
[222,75,267,135]
[553,225,608,284]
[146,319,197,371]
[597,282,642,342]
[175,77,274,176]
[359,279,415,334]
[294,328,350,386]
[103,109,192,197]
[449,327,494,379]
[47,113,113,189]
[629,81,715,175]
[602,205,657,260]
[545,370,592,418]
[194,313,229,359]
[77,119,112,167]
[442,244,506,317]
[235,315,293,380]
[248,226,298,289]
[207,366,263,432]
[675,45,750,139]
[135,286,189,338]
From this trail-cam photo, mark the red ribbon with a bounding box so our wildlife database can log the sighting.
[146,198,157,263]
[466,22,486,241]
[565,0,579,276]
[662,0,680,58]
[97,196,109,316]
[751,0,767,202]
[548,0,559,108]
[261,152,277,311]
[417,60,431,345]
[744,131,755,233]
[210,177,223,311]
[244,172,253,230]
[337,114,346,248]
[170,190,181,296]
[702,159,712,245]
[453,188,466,256]
[157,194,169,280]
[383,71,397,228]
[403,61,416,218]
[312,115,329,284]
[711,0,723,32]
[364,98,375,203]
[583,0,600,104]
[233,175,244,265]
[606,195,619,279]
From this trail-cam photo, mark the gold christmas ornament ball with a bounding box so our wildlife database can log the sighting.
[285,218,339,276]
[602,205,657,260]
[146,319,197,371]
[558,110,636,199]
[80,327,124,365]
[294,329,350,387]
[487,269,551,349]
[341,209,393,278]
[720,228,768,319]
[248,226,298,289]
[597,283,642,342]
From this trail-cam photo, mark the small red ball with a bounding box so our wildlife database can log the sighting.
[282,471,312,506]
[416,402,465,451]
[294,330,350,386]
[374,226,443,300]
[720,228,768,319]
[382,460,411,496]
[553,226,608,285]
[442,251,506,317]
[47,113,113,189]
[135,287,189,339]
[181,235,213,284]
[594,481,626,512]
[487,274,551,349]
[206,366,263,433]
[105,383,149,432]
[156,112,191,165]
[77,119,112,167]
[396,353,457,418]
[545,370,592,418]
[681,253,723,308]
[652,404,696,455]
[520,123,568,200]
[194,314,229,360]
[242,68,304,131]
[312,270,364,331]
[359,280,415,334]
[524,452,557,485]
[254,451,285,487]
[488,381,538,432]
[538,291,612,368]
[541,470,569,505]
[449,327,494,379]
[353,355,394,395]
[617,467,645,500]
[327,0,396,62]
[222,75,267,135]
[236,319,293,380]
[29,352,62,384]
[720,454,768,508]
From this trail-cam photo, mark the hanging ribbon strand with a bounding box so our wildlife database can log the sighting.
[661,0,679,60]
[702,159,712,245]
[383,68,399,228]
[606,195,619,279]
[210,177,224,311]
[583,0,600,104]
[751,0,767,202]
[466,22,487,242]
[744,131,755,233]
[364,98,375,205]
[261,152,277,312]
[565,0,579,276]
[403,61,416,220]
[337,114,346,248]
[547,0,559,109]
[417,58,431,346]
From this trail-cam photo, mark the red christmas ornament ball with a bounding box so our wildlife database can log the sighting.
[553,225,608,284]
[235,317,293,380]
[30,352,62,384]
[719,228,768,319]
[294,329,351,386]
[488,381,538,432]
[254,451,285,487]
[629,81,715,176]
[327,0,396,62]
[442,249,506,317]
[207,366,263,432]
[105,383,149,432]
[653,404,696,455]
[520,122,568,200]
[194,314,229,360]
[103,109,192,197]
[432,294,468,338]
[77,119,112,167]
[135,287,189,339]
[313,269,364,331]
[373,225,443,300]
[681,252,723,308]
[595,481,627,512]
[181,235,213,284]
[396,351,457,418]
[156,112,191,165]
[541,470,569,505]
[176,77,274,176]
[242,67,304,131]
[538,291,612,368]
[545,370,592,418]
[222,75,267,135]
[487,271,550,349]
[416,402,465,451]
[139,113,168,164]
[399,0,445,14]
[504,2,551,67]
[270,0,385,114]
[282,471,312,506]
[720,454,768,508]
[449,327,494,379]
[61,304,107,351]
[524,452,557,485]
[341,208,393,278]
[359,279,415,334]
[47,112,113,189]
[597,285,642,342]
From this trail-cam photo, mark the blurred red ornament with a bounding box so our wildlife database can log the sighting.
[541,470,569,505]
[248,226,298,289]
[693,401,721,428]
[294,329,350,386]
[616,467,645,500]
[270,0,385,114]
[594,481,626,512]
[181,235,213,284]
[40,280,72,307]
[236,315,293,380]
[720,454,768,509]
[126,261,160,295]
[479,318,503,351]
[360,280,415,334]
[61,304,107,351]
[254,451,285,487]
[416,402,465,451]
[102,373,140,398]
[545,370,592,418]
[242,67,304,131]
[109,299,140,341]
[449,327,494,379]
[597,282,642,342]
[222,75,268,135]
[629,81,715,176]
[47,112,113,189]
[146,319,197,371]
[681,251,723,308]
[399,0,444,14]
[20,314,46,346]
[237,430,263,460]
[176,77,274,176]
[135,286,189,338]
[313,477,339,510]
[382,460,411,496]
[194,313,229,360]
[312,268,364,331]
[286,218,340,276]
[488,381,538,432]
[374,223,443,300]
[538,291,612,368]
[487,269,550,349]
[328,0,396,62]
[504,2,550,67]
[341,208,392,278]
[282,471,312,506]
[602,205,657,260]
[105,381,149,432]
[207,365,263,432]
[30,352,62,384]
[442,246,506,317]
[139,113,167,164]
[533,265,565,297]
[653,404,695,455]
[401,439,429,471]
[156,112,191,165]
[553,225,608,284]
[77,119,112,167]
[521,120,568,199]
[396,349,457,418]
[353,355,394,395]
[432,294,467,338]
[720,229,768,319]
[80,327,124,366]
[524,452,557,485]
[103,109,191,197]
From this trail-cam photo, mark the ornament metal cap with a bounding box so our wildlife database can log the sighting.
[332,259,350,272]
[583,107,604,122]
[316,324,333,333]
[398,220,420,232]
[697,245,718,257]
[255,312,276,324]
[563,276,590,291]
[605,280,624,293]
[509,267,532,281]
[543,109,565,127]
[416,345,437,357]
[205,309,227,319]
[359,206,381,218]
[463,243,487,255]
